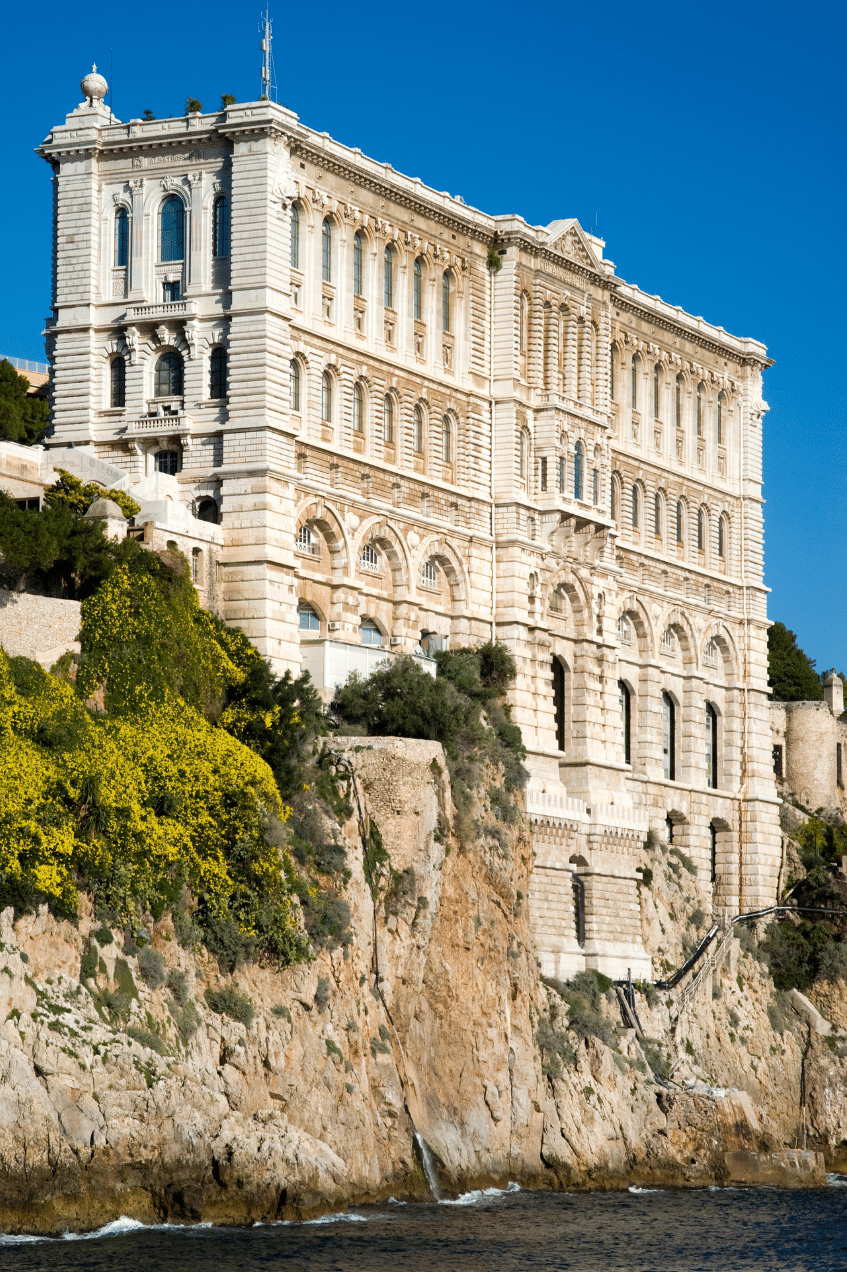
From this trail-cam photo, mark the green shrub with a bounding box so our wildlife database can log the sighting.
[767,991,795,1035]
[325,1038,343,1060]
[544,972,614,1048]
[166,968,190,1007]
[760,919,837,990]
[670,846,697,876]
[635,865,653,888]
[378,1023,391,1043]
[272,1003,291,1022]
[137,946,166,990]
[689,908,706,931]
[370,1035,390,1057]
[535,1014,576,1078]
[640,1038,669,1077]
[314,976,332,1011]
[385,866,417,917]
[205,984,254,1028]
[203,915,256,973]
[127,1025,167,1055]
[79,946,98,981]
[92,926,114,947]
[818,938,847,983]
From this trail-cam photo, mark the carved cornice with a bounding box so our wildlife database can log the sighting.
[611,293,771,369]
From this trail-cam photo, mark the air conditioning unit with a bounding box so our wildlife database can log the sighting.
[328,621,342,631]
[390,637,403,645]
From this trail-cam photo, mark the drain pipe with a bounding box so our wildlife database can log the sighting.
[489,253,497,643]
[737,394,749,914]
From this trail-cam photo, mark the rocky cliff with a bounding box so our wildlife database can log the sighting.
[0,738,842,1234]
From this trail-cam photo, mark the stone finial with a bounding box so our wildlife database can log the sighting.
[80,65,108,105]
[823,671,844,717]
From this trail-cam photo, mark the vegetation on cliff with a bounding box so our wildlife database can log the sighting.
[0,359,49,446]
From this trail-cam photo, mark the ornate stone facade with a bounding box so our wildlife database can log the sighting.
[34,84,782,977]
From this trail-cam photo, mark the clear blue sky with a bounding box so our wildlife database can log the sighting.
[2,0,843,673]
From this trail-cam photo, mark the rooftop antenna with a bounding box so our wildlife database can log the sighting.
[259,8,276,102]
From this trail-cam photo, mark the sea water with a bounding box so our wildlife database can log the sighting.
[2,1179,847,1271]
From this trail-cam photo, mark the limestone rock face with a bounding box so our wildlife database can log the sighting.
[0,738,845,1235]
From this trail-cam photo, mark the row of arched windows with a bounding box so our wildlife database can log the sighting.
[108,348,227,407]
[291,361,454,460]
[291,208,452,329]
[612,478,730,559]
[113,195,230,269]
[614,352,727,442]
[616,680,719,786]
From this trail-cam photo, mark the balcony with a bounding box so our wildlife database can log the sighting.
[125,300,197,322]
[300,639,436,697]
[121,412,192,440]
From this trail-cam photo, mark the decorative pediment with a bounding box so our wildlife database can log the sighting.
[543,219,600,271]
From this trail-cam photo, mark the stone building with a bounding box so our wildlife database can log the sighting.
[28,68,783,977]
[770,674,847,815]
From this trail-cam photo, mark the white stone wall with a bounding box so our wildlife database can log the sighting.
[34,89,782,976]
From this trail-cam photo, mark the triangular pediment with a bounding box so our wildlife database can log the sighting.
[543,219,599,270]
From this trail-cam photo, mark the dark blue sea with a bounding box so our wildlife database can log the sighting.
[3,1179,847,1271]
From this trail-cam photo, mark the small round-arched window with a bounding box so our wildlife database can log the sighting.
[361,618,382,646]
[420,560,437,588]
[155,351,183,398]
[359,543,380,572]
[196,498,219,524]
[321,370,333,423]
[299,603,321,633]
[155,449,180,475]
[290,359,301,412]
[441,416,452,464]
[383,394,394,444]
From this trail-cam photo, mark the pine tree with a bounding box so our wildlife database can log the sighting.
[767,622,824,701]
[0,360,49,445]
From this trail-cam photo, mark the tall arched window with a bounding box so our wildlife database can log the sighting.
[696,382,704,437]
[383,394,394,444]
[160,196,185,262]
[631,355,639,410]
[413,258,422,321]
[289,359,300,412]
[718,514,727,559]
[361,618,382,647]
[414,404,424,453]
[321,370,332,422]
[441,416,453,464]
[154,351,183,397]
[618,681,631,765]
[353,231,363,296]
[212,196,230,257]
[611,475,618,522]
[520,293,529,354]
[592,466,599,505]
[675,374,683,429]
[299,603,321,633]
[155,449,180,475]
[321,218,332,282]
[110,356,125,408]
[676,500,684,543]
[631,483,639,528]
[653,363,661,419]
[384,246,393,308]
[353,381,364,433]
[114,207,129,268]
[706,702,718,788]
[210,347,227,399]
[697,508,706,551]
[609,346,616,400]
[717,393,724,445]
[662,692,676,780]
[290,205,300,269]
[654,491,662,537]
[442,272,450,332]
[573,440,584,500]
[519,430,527,480]
[552,657,566,752]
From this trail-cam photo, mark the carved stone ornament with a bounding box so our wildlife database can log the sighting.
[550,226,595,268]
[154,325,170,344]
[185,322,198,359]
[129,178,144,193]
[124,326,138,363]
[187,171,203,188]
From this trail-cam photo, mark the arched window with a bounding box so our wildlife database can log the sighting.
[290,205,300,269]
[676,500,684,543]
[114,207,129,268]
[710,823,718,884]
[609,345,615,400]
[295,525,315,554]
[592,466,599,505]
[654,491,662,537]
[384,246,393,308]
[413,258,422,321]
[321,218,332,282]
[441,416,452,464]
[611,475,618,522]
[196,498,218,524]
[414,404,424,453]
[706,702,718,788]
[353,231,363,296]
[631,355,639,411]
[442,272,450,332]
[675,374,683,429]
[631,483,639,528]
[717,393,724,445]
[420,559,437,588]
[359,544,380,571]
[697,508,706,551]
[618,681,631,765]
[383,394,394,444]
[653,363,661,419]
[718,514,727,559]
[155,449,180,475]
[353,381,364,433]
[552,657,566,752]
[321,370,333,422]
[662,692,676,780]
[289,359,300,412]
[110,356,125,408]
[696,382,704,437]
[298,603,320,633]
[558,454,565,494]
[210,347,227,399]
[520,293,529,354]
[519,430,527,480]
[573,440,584,500]
[160,196,184,262]
[154,351,183,397]
[212,196,230,257]
[361,618,382,646]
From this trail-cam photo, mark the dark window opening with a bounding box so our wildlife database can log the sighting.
[572,875,585,947]
[210,347,227,399]
[772,744,783,780]
[110,356,126,408]
[618,680,631,765]
[662,692,675,780]
[196,498,219,524]
[155,449,180,475]
[837,742,843,789]
[15,497,40,511]
[706,702,718,789]
[710,824,717,884]
[552,658,566,752]
[540,456,547,491]
[665,814,674,845]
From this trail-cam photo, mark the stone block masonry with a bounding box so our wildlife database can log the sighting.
[0,590,81,667]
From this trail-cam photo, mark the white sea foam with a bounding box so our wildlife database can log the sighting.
[628,1185,660,1194]
[303,1212,368,1224]
[442,1182,521,1206]
[827,1173,847,1188]
[0,1215,214,1245]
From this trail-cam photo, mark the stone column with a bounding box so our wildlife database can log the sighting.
[128,177,145,299]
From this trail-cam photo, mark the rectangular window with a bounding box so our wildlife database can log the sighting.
[837,742,843,789]
[772,744,783,779]
[163,281,180,302]
[592,468,599,505]
[558,456,565,494]
[540,457,547,491]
